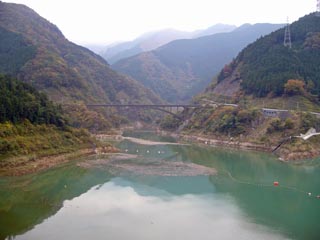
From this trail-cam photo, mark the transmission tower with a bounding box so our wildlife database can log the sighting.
[283,17,292,48]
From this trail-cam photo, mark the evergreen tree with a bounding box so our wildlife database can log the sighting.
[0,75,65,127]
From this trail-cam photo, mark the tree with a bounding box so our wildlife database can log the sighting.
[284,79,305,96]
[0,75,65,127]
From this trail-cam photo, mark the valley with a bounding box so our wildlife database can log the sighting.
[1,2,320,170]
[0,1,320,239]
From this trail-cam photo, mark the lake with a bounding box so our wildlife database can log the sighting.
[1,131,320,240]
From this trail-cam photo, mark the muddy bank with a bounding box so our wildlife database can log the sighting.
[166,132,273,152]
[96,134,188,146]
[0,148,120,177]
[98,130,274,156]
[0,134,120,176]
[97,130,317,161]
[277,147,320,162]
[0,149,97,177]
[122,136,188,146]
[78,153,216,177]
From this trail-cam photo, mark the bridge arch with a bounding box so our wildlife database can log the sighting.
[152,107,182,120]
[85,104,211,120]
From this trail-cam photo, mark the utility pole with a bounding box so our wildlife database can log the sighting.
[284,17,292,48]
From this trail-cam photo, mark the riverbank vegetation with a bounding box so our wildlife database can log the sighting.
[160,105,320,160]
[0,75,98,174]
[0,120,96,175]
[0,120,93,160]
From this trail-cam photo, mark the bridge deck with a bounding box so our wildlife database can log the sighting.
[86,104,210,108]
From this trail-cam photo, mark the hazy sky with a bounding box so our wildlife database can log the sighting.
[2,0,317,44]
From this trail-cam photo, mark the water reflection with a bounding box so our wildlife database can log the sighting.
[0,165,111,240]
[1,131,320,240]
[172,144,320,240]
[16,179,289,240]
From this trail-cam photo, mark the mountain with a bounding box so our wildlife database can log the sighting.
[100,24,236,64]
[100,29,192,64]
[191,23,236,38]
[0,1,161,106]
[112,23,284,103]
[208,13,320,99]
[158,14,320,161]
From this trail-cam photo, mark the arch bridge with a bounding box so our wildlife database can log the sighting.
[86,104,211,120]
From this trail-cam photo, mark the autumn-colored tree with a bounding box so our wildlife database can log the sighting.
[284,79,305,96]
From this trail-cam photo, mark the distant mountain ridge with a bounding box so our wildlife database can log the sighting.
[99,24,236,64]
[112,23,284,103]
[191,23,238,38]
[0,1,161,105]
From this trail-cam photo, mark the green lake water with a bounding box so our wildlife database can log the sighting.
[0,131,320,240]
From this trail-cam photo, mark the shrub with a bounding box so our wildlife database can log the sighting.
[160,115,181,130]
[300,113,320,132]
[267,118,283,133]
[284,118,295,129]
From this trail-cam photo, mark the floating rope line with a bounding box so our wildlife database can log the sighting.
[218,168,320,199]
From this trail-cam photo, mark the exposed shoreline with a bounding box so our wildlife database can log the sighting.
[164,131,319,162]
[0,144,119,177]
[97,130,319,161]
[1,129,317,177]
[78,153,217,177]
[174,133,272,152]
[0,149,94,177]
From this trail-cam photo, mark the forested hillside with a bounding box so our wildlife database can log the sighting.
[0,75,64,126]
[213,13,320,98]
[0,26,36,74]
[0,2,161,105]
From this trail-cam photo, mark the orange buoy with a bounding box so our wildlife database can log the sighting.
[273,181,279,186]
